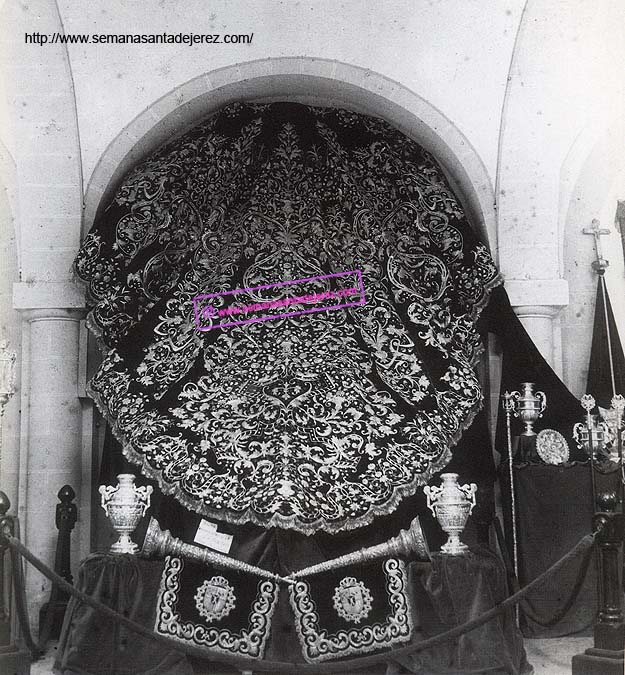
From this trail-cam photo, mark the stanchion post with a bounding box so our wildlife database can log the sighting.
[0,490,31,674]
[56,485,77,587]
[572,491,625,674]
[0,490,12,646]
[38,485,77,640]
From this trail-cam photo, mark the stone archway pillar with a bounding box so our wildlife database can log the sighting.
[2,0,86,630]
[14,283,85,629]
[505,279,569,375]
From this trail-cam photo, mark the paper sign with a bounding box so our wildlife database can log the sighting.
[197,518,218,532]
[194,522,233,554]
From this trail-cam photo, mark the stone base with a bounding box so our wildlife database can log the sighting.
[0,644,31,675]
[572,647,624,675]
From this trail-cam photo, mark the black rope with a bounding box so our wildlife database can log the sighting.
[6,519,61,658]
[8,543,40,656]
[520,536,596,628]
[5,532,596,673]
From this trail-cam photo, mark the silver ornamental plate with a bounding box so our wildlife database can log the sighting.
[536,429,569,465]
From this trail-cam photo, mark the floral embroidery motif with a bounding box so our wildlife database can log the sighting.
[332,577,373,623]
[290,558,413,662]
[194,576,236,622]
[76,102,501,534]
[155,556,278,659]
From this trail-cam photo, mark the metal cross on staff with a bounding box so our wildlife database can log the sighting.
[583,218,611,273]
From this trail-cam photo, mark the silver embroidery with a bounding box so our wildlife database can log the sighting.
[78,102,501,535]
[332,577,373,624]
[194,576,236,622]
[155,556,278,659]
[290,558,413,663]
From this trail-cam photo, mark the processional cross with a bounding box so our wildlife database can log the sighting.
[583,218,611,273]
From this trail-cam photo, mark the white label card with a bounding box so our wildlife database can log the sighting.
[197,518,218,532]
[193,522,233,554]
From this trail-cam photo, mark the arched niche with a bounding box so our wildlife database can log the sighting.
[83,57,497,258]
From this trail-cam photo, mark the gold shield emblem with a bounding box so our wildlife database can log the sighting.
[194,576,236,622]
[332,577,372,624]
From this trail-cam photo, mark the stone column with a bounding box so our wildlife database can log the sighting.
[505,279,569,375]
[2,0,86,630]
[0,153,21,516]
[14,284,85,630]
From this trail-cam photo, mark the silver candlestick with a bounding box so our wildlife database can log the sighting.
[573,395,613,453]
[574,394,619,475]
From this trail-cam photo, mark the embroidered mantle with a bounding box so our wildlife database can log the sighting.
[76,102,501,534]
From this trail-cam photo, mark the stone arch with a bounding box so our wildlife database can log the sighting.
[83,57,497,258]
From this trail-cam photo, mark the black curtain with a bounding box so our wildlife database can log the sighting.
[586,275,625,408]
[488,286,586,462]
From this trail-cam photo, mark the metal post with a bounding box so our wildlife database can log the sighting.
[572,491,625,674]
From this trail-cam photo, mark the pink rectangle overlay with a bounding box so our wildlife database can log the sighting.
[193,269,366,331]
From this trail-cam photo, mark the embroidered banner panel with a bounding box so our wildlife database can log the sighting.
[75,102,501,534]
[154,556,279,659]
[289,557,413,663]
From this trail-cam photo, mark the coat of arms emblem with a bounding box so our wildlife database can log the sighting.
[194,576,236,622]
[332,576,373,623]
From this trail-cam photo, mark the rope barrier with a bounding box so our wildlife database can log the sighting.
[520,532,596,628]
[9,541,41,656]
[5,531,596,673]
[6,509,67,657]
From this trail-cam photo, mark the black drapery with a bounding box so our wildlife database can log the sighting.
[489,286,586,462]
[76,102,500,536]
[488,287,598,637]
[586,275,625,409]
[56,551,530,674]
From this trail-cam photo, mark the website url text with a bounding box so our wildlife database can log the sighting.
[25,32,254,46]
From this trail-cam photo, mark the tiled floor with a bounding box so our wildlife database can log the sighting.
[30,637,596,675]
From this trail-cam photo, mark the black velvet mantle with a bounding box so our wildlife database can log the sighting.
[76,102,500,535]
